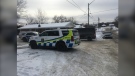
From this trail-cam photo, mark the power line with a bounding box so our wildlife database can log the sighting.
[71,0,81,8]
[91,8,118,14]
[71,0,87,13]
[66,0,87,14]
[71,0,95,19]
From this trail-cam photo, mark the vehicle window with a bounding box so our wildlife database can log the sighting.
[26,33,36,35]
[73,30,79,36]
[33,32,38,35]
[26,33,32,35]
[40,32,48,36]
[46,31,59,36]
[62,31,69,36]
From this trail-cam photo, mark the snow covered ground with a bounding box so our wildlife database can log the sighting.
[17,29,118,76]
[17,31,118,76]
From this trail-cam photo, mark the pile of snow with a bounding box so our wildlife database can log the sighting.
[74,25,82,28]
[97,26,118,32]
[97,27,106,32]
[74,25,85,28]
[102,24,106,27]
[112,26,118,30]
[96,31,103,40]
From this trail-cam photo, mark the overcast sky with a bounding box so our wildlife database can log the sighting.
[26,0,118,23]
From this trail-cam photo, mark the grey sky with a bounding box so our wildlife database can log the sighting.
[26,0,118,23]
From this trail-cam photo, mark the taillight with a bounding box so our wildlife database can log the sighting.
[71,36,74,41]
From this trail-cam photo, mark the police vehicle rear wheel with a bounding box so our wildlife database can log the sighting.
[56,42,67,51]
[30,41,37,49]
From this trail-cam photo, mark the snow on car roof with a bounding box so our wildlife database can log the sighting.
[18,22,74,29]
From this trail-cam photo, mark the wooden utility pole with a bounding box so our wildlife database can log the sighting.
[88,0,95,26]
[88,3,90,26]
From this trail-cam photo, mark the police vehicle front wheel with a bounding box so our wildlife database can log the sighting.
[30,41,37,49]
[56,42,67,51]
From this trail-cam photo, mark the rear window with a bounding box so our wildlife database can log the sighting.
[46,31,59,36]
[62,31,69,36]
[26,32,38,35]
[73,30,79,36]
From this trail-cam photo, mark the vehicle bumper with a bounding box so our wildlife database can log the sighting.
[67,40,81,48]
[102,35,112,38]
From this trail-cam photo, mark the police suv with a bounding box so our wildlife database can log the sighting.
[29,29,81,51]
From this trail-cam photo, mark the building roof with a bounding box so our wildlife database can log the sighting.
[18,22,74,29]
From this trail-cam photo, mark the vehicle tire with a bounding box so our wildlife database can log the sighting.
[56,42,67,51]
[22,37,27,42]
[30,41,37,49]
[87,37,92,41]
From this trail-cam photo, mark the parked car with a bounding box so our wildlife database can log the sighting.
[102,31,113,39]
[19,31,35,38]
[20,32,39,42]
[29,29,80,51]
[19,32,26,39]
[75,27,96,41]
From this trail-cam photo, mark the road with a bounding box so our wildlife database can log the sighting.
[17,39,118,76]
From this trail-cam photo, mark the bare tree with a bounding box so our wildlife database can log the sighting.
[53,15,76,23]
[68,17,77,24]
[59,15,67,22]
[114,16,118,28]
[36,9,48,24]
[53,15,60,23]
[25,15,35,24]
[17,0,27,18]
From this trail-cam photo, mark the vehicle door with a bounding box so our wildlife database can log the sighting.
[38,31,60,46]
[38,31,48,43]
[46,31,60,41]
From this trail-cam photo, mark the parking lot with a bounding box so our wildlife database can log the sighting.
[17,32,118,76]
